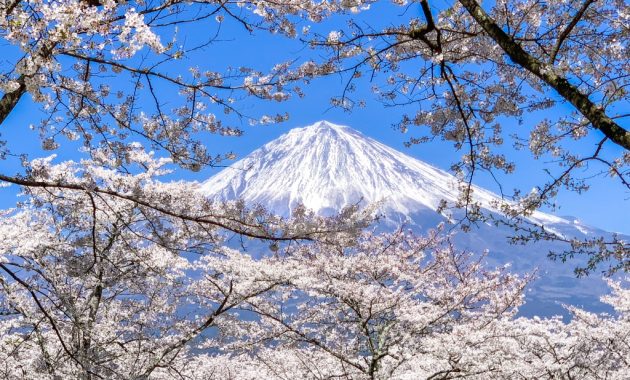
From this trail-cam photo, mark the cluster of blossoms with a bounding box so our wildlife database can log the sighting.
[0,153,627,379]
[0,0,370,169]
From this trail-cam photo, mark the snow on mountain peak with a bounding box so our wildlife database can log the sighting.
[202,120,494,219]
[201,121,571,227]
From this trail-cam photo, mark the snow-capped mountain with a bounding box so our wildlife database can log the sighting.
[201,121,620,317]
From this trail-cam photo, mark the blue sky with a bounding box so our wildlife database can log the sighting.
[1,1,628,235]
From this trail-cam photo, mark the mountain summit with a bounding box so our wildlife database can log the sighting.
[203,120,565,228]
[203,120,467,218]
[201,121,616,316]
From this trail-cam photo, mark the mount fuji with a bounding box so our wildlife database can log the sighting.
[201,121,621,317]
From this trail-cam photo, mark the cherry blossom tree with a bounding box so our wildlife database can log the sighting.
[0,149,370,378]
[0,152,628,378]
[1,0,627,272]
[210,231,629,380]
[159,242,630,380]
[295,0,629,272]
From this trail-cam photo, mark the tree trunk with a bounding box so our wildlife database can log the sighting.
[0,75,26,126]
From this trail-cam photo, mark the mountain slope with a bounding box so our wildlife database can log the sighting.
[201,121,619,317]
[202,120,464,216]
[203,121,574,231]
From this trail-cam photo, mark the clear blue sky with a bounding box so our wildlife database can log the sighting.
[1,1,628,235]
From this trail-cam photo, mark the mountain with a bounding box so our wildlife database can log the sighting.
[201,121,619,317]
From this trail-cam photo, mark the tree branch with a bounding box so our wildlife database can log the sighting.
[549,0,596,64]
[409,0,442,53]
[0,75,26,126]
[458,0,630,151]
[0,173,319,242]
